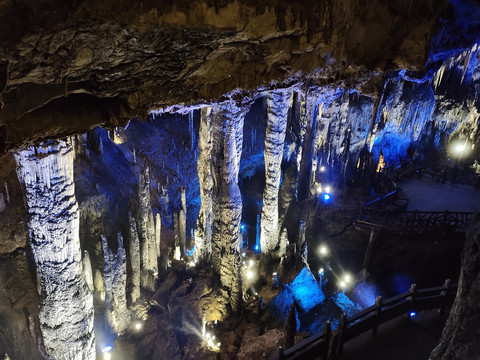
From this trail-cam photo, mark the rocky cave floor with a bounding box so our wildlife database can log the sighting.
[105,179,466,360]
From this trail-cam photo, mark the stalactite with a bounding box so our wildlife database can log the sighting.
[195,106,214,263]
[260,91,293,254]
[128,212,141,303]
[101,233,129,335]
[4,181,9,203]
[14,139,95,360]
[295,92,308,199]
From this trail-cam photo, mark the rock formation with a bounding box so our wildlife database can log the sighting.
[128,212,141,303]
[101,233,129,335]
[429,213,480,360]
[13,139,95,360]
[260,91,293,254]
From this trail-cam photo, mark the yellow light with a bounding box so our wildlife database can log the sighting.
[344,274,351,283]
[104,353,111,360]
[340,281,346,288]
[319,245,328,256]
[324,186,331,193]
[316,185,323,194]
[246,270,254,279]
[135,321,143,331]
[248,259,254,267]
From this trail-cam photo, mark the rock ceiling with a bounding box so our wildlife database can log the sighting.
[0,0,460,153]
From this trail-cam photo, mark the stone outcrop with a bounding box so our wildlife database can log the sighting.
[429,213,480,360]
[260,91,293,254]
[13,139,95,360]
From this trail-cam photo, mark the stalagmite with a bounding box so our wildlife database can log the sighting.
[14,139,95,360]
[209,99,251,312]
[137,165,157,290]
[101,233,129,335]
[129,212,141,303]
[179,187,187,258]
[82,250,94,293]
[279,228,288,257]
[155,213,161,259]
[298,219,307,261]
[174,212,181,260]
[260,91,293,254]
[195,106,214,263]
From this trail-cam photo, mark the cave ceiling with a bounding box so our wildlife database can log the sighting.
[1,0,479,154]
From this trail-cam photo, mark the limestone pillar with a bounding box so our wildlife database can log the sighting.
[14,139,95,360]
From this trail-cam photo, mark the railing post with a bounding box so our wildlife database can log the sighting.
[277,346,284,360]
[336,313,347,356]
[324,320,331,360]
[372,296,382,336]
[440,279,451,316]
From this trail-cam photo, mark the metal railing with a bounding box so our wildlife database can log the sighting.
[272,280,457,360]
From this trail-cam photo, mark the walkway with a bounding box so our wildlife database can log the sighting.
[342,310,446,360]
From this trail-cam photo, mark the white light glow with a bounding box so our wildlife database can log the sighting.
[246,270,254,279]
[340,281,346,288]
[320,166,326,172]
[319,245,328,256]
[319,267,324,275]
[249,259,254,267]
[344,274,351,283]
[104,353,111,360]
[316,185,323,194]
[134,321,143,331]
[456,144,466,153]
[324,186,331,193]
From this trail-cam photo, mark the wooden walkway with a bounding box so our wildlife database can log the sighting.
[271,280,457,360]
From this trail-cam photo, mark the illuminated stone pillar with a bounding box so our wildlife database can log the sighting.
[194,106,214,263]
[14,139,95,360]
[211,99,251,311]
[260,91,293,254]
[137,165,157,290]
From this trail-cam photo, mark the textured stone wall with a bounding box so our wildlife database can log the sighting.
[14,139,95,360]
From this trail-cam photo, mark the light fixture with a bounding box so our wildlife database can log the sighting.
[344,274,351,283]
[409,312,416,317]
[316,185,323,194]
[320,166,326,172]
[246,270,254,279]
[319,245,328,256]
[134,321,143,331]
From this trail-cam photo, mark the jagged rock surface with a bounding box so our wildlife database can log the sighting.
[13,139,95,360]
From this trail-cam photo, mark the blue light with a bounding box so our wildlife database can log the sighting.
[103,345,112,352]
[241,224,245,230]
[323,193,331,201]
[409,312,416,317]
[255,244,260,251]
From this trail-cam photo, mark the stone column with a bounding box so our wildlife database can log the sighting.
[128,212,141,303]
[260,91,293,254]
[14,139,95,360]
[194,106,214,263]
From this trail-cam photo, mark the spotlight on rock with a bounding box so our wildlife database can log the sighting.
[246,270,254,279]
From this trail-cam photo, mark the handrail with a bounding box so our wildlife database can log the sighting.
[271,280,457,360]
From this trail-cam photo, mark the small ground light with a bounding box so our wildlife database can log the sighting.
[319,267,324,276]
[255,244,260,251]
[241,224,245,230]
[323,193,331,201]
[242,252,246,258]
[340,281,346,288]
[409,312,416,317]
[316,185,323,194]
[324,186,331,193]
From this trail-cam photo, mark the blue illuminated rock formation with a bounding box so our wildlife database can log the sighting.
[14,139,95,360]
